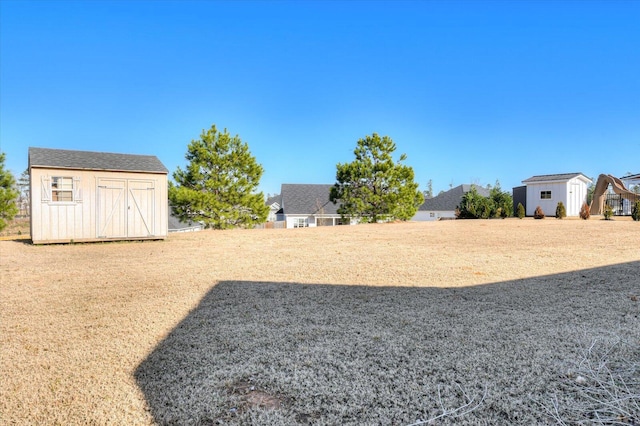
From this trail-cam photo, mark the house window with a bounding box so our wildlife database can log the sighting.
[52,177,74,202]
[540,191,552,200]
[430,212,435,217]
[293,217,308,228]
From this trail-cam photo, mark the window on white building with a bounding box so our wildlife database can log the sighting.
[293,217,308,228]
[540,191,551,200]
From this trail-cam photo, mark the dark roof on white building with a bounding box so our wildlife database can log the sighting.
[522,172,590,184]
[29,147,168,174]
[419,184,490,211]
[620,173,640,181]
[280,184,340,215]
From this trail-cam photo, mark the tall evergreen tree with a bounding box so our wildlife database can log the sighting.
[169,125,268,229]
[0,153,19,231]
[489,181,513,218]
[330,133,423,222]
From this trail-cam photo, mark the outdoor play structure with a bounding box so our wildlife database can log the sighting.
[590,174,639,215]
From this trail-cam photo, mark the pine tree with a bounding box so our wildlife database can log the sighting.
[489,181,513,218]
[330,133,423,222]
[169,125,268,229]
[555,201,566,219]
[0,153,19,231]
[458,185,493,219]
[517,203,525,219]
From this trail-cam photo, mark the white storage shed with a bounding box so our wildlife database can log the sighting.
[522,172,591,217]
[29,147,169,244]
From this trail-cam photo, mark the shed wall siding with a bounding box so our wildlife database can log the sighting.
[524,178,588,217]
[525,182,566,217]
[30,168,167,243]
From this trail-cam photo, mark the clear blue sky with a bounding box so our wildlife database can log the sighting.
[1,0,638,196]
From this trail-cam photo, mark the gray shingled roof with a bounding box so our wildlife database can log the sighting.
[168,208,204,232]
[419,184,490,211]
[522,173,589,183]
[29,147,168,174]
[266,194,282,207]
[280,184,340,215]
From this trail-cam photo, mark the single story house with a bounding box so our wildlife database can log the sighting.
[277,183,354,228]
[413,184,490,221]
[29,147,168,244]
[521,172,591,217]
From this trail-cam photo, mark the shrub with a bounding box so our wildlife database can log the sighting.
[579,202,590,220]
[457,186,494,219]
[603,204,613,220]
[632,200,640,221]
[490,183,513,218]
[533,206,545,219]
[516,203,525,219]
[555,201,566,219]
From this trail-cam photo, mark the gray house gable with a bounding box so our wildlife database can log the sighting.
[280,184,339,215]
[419,184,490,212]
[29,147,168,174]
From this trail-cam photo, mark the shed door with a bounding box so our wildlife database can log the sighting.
[127,180,155,237]
[97,178,157,238]
[569,183,581,216]
[97,179,127,238]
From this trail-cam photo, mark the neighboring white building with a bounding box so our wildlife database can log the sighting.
[522,172,591,217]
[265,194,282,223]
[413,184,491,221]
[29,147,169,244]
[620,173,640,191]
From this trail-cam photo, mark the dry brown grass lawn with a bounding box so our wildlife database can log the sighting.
[1,219,638,424]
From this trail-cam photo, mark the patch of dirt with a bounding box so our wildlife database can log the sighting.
[227,379,285,410]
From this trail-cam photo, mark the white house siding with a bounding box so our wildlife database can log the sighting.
[30,168,168,243]
[413,210,456,221]
[285,215,312,228]
[284,214,350,228]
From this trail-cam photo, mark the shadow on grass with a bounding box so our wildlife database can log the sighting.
[135,262,640,425]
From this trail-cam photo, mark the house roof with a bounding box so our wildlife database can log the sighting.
[265,194,282,208]
[522,172,590,184]
[419,184,490,212]
[29,147,168,174]
[168,208,204,232]
[620,173,640,181]
[280,184,339,215]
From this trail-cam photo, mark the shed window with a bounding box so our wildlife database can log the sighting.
[52,177,74,202]
[540,191,552,200]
